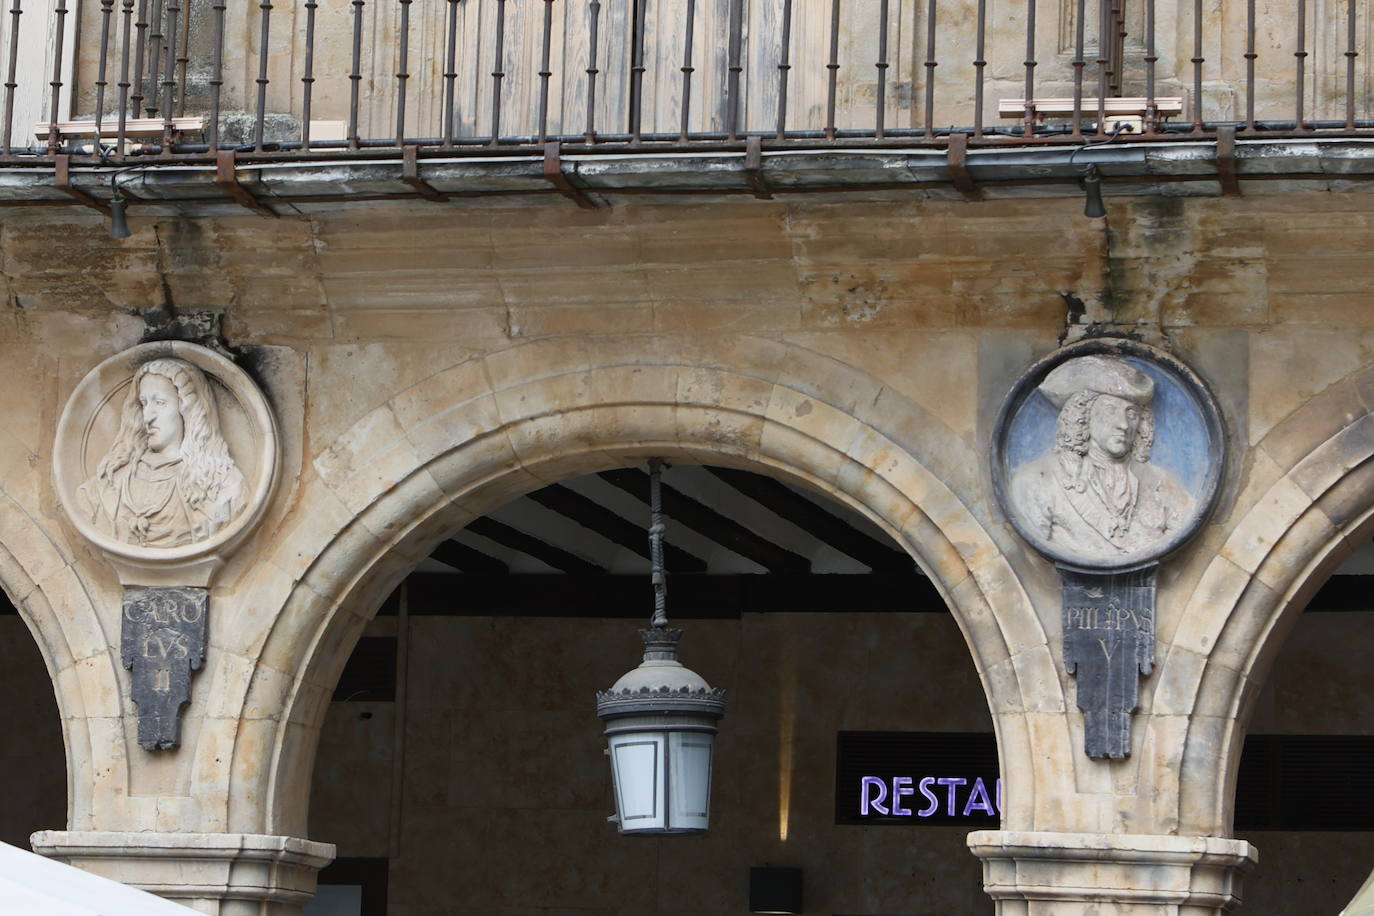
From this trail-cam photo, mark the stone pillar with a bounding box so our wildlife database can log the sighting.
[967,831,1258,915]
[30,831,335,916]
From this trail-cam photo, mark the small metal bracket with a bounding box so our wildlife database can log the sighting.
[54,155,111,215]
[1216,125,1241,197]
[744,136,774,200]
[946,133,982,201]
[401,145,448,201]
[543,141,601,210]
[215,150,279,218]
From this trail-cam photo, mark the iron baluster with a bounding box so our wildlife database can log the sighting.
[973,0,987,137]
[1245,0,1256,130]
[130,0,148,120]
[490,0,507,145]
[776,0,792,139]
[1191,0,1204,132]
[679,0,696,142]
[160,0,179,151]
[2,0,20,156]
[442,0,459,146]
[348,0,364,150]
[116,0,134,152]
[726,0,743,141]
[396,0,412,145]
[254,0,271,150]
[1295,0,1307,129]
[301,0,317,149]
[48,0,67,153]
[144,0,163,117]
[538,0,554,143]
[628,0,644,141]
[95,0,115,143]
[585,0,601,142]
[1072,0,1086,137]
[175,0,189,115]
[1023,0,1036,138]
[825,0,840,140]
[876,0,889,137]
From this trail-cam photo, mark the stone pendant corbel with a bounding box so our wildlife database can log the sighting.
[54,342,279,750]
[991,339,1224,759]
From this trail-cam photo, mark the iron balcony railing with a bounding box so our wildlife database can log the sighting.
[5,0,1374,163]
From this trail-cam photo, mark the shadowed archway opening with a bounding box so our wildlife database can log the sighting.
[1228,537,1374,915]
[0,590,69,850]
[303,464,996,915]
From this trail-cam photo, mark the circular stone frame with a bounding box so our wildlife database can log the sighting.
[53,341,279,584]
[990,338,1226,572]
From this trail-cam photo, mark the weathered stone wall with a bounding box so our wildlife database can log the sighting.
[2,188,1374,912]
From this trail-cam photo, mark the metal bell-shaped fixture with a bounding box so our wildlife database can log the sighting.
[109,196,131,240]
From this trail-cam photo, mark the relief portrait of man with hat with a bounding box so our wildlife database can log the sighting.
[1008,355,1194,565]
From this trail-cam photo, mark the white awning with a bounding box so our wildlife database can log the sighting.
[1341,866,1374,916]
[0,841,195,914]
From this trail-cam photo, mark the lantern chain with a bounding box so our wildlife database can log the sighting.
[648,458,668,628]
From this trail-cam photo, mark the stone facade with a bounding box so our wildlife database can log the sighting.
[3,172,1374,914]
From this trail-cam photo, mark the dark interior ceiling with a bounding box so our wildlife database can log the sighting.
[393,465,941,618]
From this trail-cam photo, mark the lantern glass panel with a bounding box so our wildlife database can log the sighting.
[610,733,666,831]
[668,731,714,830]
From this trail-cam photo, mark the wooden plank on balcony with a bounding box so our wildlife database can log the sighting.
[34,117,204,139]
[996,98,1184,119]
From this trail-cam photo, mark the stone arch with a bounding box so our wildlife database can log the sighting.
[225,336,1062,842]
[0,491,126,833]
[1151,364,1374,837]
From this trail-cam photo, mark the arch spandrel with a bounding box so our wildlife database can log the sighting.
[224,337,1063,839]
[1150,360,1374,838]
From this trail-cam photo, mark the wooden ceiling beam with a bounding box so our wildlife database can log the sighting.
[598,468,811,573]
[705,466,913,572]
[527,484,708,573]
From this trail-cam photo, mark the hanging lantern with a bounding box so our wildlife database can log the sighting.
[596,460,726,835]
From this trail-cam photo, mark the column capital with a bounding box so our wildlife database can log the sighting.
[31,831,336,915]
[967,830,1258,915]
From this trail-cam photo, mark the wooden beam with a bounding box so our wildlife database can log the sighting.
[526,484,708,573]
[704,467,912,572]
[598,469,811,573]
[389,572,945,617]
[429,539,509,576]
[465,516,604,575]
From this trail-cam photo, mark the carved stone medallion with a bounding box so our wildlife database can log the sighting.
[54,342,279,749]
[993,340,1224,572]
[54,341,279,586]
[992,339,1225,758]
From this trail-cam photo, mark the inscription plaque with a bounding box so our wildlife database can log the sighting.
[121,586,207,750]
[1060,565,1155,759]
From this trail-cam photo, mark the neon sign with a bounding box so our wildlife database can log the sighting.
[859,775,1002,818]
[834,732,1000,826]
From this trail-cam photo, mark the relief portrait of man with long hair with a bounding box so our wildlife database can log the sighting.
[77,358,246,548]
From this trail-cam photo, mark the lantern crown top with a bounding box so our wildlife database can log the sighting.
[596,628,726,721]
